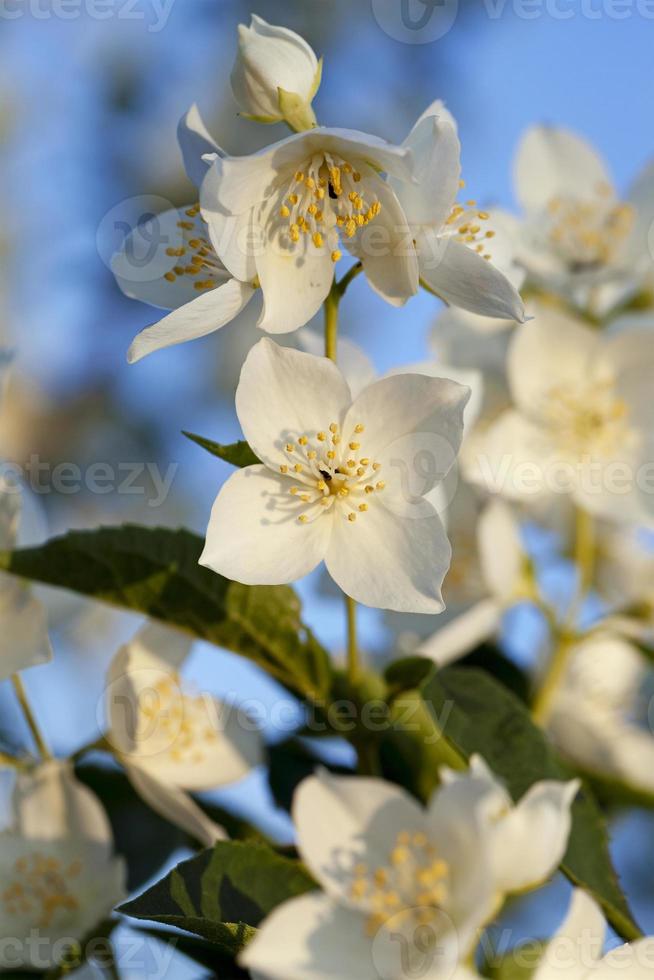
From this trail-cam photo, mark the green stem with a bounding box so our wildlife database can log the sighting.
[324,283,339,363]
[345,594,359,685]
[532,508,595,725]
[11,674,52,761]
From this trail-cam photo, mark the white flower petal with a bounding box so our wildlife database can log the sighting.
[508,305,599,418]
[346,170,419,306]
[325,500,450,613]
[594,939,654,980]
[462,409,554,501]
[294,770,426,904]
[392,106,461,232]
[477,499,523,601]
[239,892,373,980]
[127,278,255,363]
[0,584,52,680]
[177,103,222,188]
[345,371,469,477]
[200,465,333,586]
[533,889,606,980]
[383,361,483,432]
[235,338,351,470]
[489,778,579,894]
[417,599,503,667]
[255,197,334,333]
[625,158,654,267]
[200,168,259,282]
[296,328,377,399]
[12,760,112,847]
[419,235,526,322]
[514,126,613,214]
[124,763,226,848]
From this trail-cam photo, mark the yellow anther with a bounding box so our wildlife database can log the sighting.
[331,250,342,263]
[327,450,336,460]
[164,271,176,282]
[347,459,356,468]
[308,450,317,460]
[360,457,370,465]
[307,203,318,215]
[374,868,387,886]
[466,199,476,206]
[316,187,326,199]
[459,179,465,188]
[358,503,368,512]
[353,171,361,182]
[298,515,308,524]
[365,485,374,494]
[300,494,311,502]
[194,280,214,290]
[312,232,324,248]
[317,431,326,441]
[288,193,299,205]
[376,481,386,490]
[351,880,367,899]
[280,465,288,474]
[373,462,381,471]
[349,441,360,450]
[485,230,495,238]
[329,423,338,432]
[286,443,295,452]
[298,436,308,445]
[354,423,364,433]
[338,487,350,497]
[332,434,341,444]
[279,205,290,218]
[294,464,303,473]
[317,480,327,491]
[290,487,299,495]
[357,467,365,476]
[348,513,357,522]
[295,171,304,182]
[477,211,490,220]
[177,220,194,230]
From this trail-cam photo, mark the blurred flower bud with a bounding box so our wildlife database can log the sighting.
[231,15,321,131]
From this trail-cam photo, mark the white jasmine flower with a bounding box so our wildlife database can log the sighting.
[112,105,256,363]
[390,101,526,323]
[200,338,470,613]
[231,15,321,131]
[548,631,654,796]
[533,888,654,980]
[0,479,52,681]
[106,622,262,846]
[240,764,577,980]
[0,760,126,971]
[463,303,654,524]
[513,125,654,317]
[417,499,528,666]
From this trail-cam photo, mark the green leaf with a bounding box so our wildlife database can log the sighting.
[383,656,436,697]
[183,431,259,467]
[422,666,642,942]
[0,525,332,703]
[120,841,317,954]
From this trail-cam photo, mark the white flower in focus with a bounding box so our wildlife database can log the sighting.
[0,760,126,971]
[0,479,52,681]
[390,101,526,323]
[106,622,262,846]
[231,15,321,131]
[416,499,528,666]
[200,125,422,334]
[463,303,654,523]
[200,339,470,613]
[514,126,654,317]
[532,888,654,980]
[240,764,577,980]
[112,105,256,363]
[548,631,654,796]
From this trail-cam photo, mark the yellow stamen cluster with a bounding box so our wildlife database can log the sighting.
[544,378,635,459]
[278,421,385,525]
[444,197,495,260]
[163,204,223,291]
[2,853,82,928]
[278,156,382,263]
[135,671,220,764]
[348,830,450,937]
[545,184,634,271]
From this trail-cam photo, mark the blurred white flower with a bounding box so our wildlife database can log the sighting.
[533,888,654,980]
[0,760,125,971]
[200,338,469,613]
[231,15,321,131]
[0,480,52,681]
[547,630,654,796]
[240,763,577,980]
[513,125,654,318]
[106,622,262,846]
[112,105,256,363]
[416,498,528,665]
[463,303,654,524]
[391,101,526,323]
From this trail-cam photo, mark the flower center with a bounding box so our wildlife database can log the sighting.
[278,155,382,263]
[279,421,385,525]
[544,379,635,458]
[544,184,634,271]
[2,852,82,928]
[443,192,495,261]
[348,830,450,937]
[163,204,227,291]
[135,672,220,764]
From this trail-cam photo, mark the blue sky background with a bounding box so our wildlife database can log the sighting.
[1,0,654,973]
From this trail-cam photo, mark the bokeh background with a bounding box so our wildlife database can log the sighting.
[1,0,654,974]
